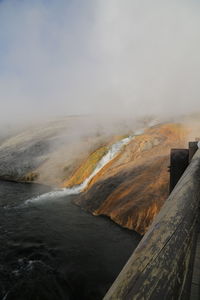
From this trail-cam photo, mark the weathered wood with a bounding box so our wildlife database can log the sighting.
[190,229,200,299]
[104,150,200,300]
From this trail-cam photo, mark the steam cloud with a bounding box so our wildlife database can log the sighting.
[0,0,200,124]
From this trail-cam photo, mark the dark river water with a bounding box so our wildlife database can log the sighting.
[0,180,141,300]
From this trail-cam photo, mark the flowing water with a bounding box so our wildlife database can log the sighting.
[26,136,133,204]
[0,133,146,299]
[0,181,141,300]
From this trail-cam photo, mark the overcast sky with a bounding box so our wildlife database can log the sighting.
[0,0,200,123]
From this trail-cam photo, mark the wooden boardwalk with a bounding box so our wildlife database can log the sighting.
[190,231,200,299]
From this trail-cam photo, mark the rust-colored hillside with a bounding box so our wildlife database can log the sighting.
[0,117,193,235]
[72,123,188,235]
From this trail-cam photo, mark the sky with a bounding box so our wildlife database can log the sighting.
[0,0,200,123]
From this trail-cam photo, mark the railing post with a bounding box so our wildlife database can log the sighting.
[189,141,198,163]
[169,148,189,193]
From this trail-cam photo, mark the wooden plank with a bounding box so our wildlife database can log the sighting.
[190,231,200,299]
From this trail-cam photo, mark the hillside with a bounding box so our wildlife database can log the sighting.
[0,117,193,235]
[72,123,188,234]
[0,117,114,185]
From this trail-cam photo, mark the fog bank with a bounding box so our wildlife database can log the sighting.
[0,0,200,123]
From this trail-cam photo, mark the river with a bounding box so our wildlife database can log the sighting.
[0,180,141,300]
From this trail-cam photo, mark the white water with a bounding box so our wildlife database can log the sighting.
[25,136,133,204]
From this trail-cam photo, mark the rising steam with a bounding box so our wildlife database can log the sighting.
[25,135,133,203]
[0,0,200,125]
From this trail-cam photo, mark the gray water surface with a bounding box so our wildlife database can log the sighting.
[0,181,141,300]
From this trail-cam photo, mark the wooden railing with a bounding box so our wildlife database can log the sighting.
[104,149,200,300]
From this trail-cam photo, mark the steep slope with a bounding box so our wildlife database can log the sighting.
[73,123,188,235]
[0,117,191,235]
